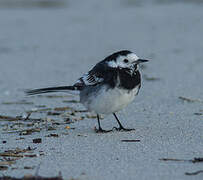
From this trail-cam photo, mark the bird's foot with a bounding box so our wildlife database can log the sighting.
[112,126,135,132]
[94,127,112,133]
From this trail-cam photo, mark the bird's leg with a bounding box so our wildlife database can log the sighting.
[113,113,135,131]
[95,114,112,133]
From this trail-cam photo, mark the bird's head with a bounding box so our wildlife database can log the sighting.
[105,50,149,70]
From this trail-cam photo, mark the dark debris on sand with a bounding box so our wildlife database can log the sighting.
[0,176,63,180]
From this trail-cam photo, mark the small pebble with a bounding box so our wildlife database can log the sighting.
[33,138,42,143]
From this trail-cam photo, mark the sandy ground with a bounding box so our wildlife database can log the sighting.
[0,0,203,179]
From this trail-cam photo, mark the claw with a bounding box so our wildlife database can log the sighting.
[94,127,112,133]
[113,126,135,132]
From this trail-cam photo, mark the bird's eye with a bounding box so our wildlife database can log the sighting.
[123,59,129,63]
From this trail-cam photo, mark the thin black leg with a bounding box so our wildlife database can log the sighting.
[97,114,102,130]
[95,114,112,133]
[113,113,135,131]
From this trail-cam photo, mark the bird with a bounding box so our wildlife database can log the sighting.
[26,50,149,133]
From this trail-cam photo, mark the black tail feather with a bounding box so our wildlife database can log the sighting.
[26,86,78,95]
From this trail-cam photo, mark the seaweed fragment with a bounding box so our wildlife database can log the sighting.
[160,157,203,163]
[185,170,203,176]
[2,100,34,105]
[0,175,64,180]
[46,133,59,137]
[143,74,160,81]
[179,96,203,103]
[121,139,140,142]
[33,138,42,143]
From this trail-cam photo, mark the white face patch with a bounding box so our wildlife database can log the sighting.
[126,53,139,62]
[117,53,139,68]
[107,53,139,68]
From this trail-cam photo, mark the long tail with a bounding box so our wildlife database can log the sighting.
[26,86,79,95]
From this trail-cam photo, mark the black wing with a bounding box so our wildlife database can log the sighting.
[74,61,116,88]
[74,71,104,87]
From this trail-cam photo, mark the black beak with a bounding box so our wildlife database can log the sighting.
[136,59,149,63]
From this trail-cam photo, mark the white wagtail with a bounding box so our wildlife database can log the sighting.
[26,50,149,133]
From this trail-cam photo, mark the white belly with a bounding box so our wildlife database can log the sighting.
[80,85,139,114]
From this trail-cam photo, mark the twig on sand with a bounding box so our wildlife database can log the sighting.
[143,74,160,81]
[185,170,203,176]
[179,96,203,103]
[159,157,203,163]
[0,175,63,180]
[121,139,140,142]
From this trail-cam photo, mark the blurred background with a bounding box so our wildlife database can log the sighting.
[0,0,203,113]
[0,1,203,179]
[0,0,203,126]
[0,0,202,96]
